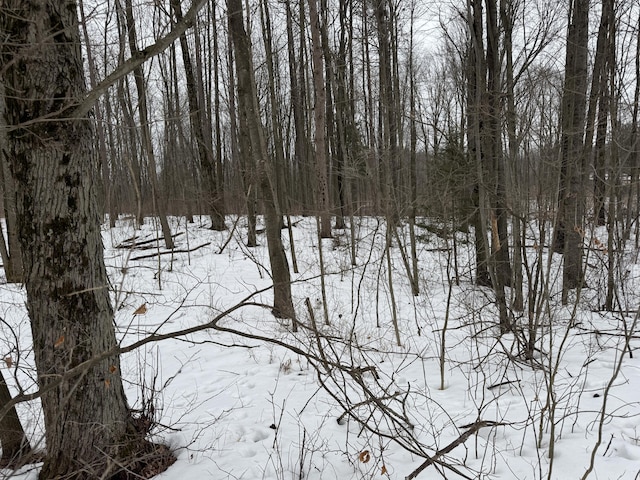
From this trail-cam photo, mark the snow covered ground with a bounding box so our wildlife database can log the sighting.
[2,216,640,479]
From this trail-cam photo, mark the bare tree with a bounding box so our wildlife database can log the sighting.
[587,0,615,228]
[170,0,226,231]
[308,0,333,237]
[227,0,296,321]
[121,0,175,248]
[466,0,492,288]
[554,0,589,302]
[373,0,400,224]
[285,0,311,214]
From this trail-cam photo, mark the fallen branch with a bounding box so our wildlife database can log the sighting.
[405,420,505,480]
[131,242,210,260]
[116,232,184,249]
[487,379,520,390]
[575,326,640,340]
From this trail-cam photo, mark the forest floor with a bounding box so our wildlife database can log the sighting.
[2,215,640,479]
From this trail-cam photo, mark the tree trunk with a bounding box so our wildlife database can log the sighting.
[332,0,354,229]
[285,0,310,215]
[0,369,32,466]
[408,4,419,296]
[227,0,296,321]
[79,0,113,228]
[0,82,23,283]
[484,0,512,291]
[170,0,226,231]
[307,0,333,237]
[590,0,615,228]
[226,15,257,247]
[0,2,171,477]
[121,0,174,247]
[374,0,399,224]
[260,0,290,218]
[555,0,589,299]
[501,0,523,310]
[466,0,491,287]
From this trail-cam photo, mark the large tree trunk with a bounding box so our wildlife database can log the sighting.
[0,2,170,477]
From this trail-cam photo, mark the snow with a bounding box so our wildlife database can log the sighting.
[2,216,640,479]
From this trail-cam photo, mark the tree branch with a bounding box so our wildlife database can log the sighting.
[72,0,207,118]
[405,420,505,480]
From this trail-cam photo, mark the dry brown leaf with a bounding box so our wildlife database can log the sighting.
[104,379,110,388]
[3,356,12,368]
[381,465,387,475]
[133,303,147,315]
[54,335,65,348]
[358,450,370,463]
[109,365,117,374]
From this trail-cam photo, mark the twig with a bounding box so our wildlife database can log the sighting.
[218,216,242,254]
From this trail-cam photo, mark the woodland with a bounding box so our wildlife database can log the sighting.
[1,0,640,479]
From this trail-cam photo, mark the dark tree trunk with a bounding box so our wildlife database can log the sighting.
[555,0,589,300]
[0,2,171,477]
[170,0,226,231]
[308,0,333,237]
[0,82,23,283]
[590,0,615,228]
[484,0,512,290]
[122,0,174,248]
[0,369,32,466]
[501,0,523,311]
[285,0,310,215]
[374,0,400,224]
[466,0,491,288]
[227,0,296,321]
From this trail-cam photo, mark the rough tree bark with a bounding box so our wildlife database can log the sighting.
[0,1,171,477]
[0,82,23,282]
